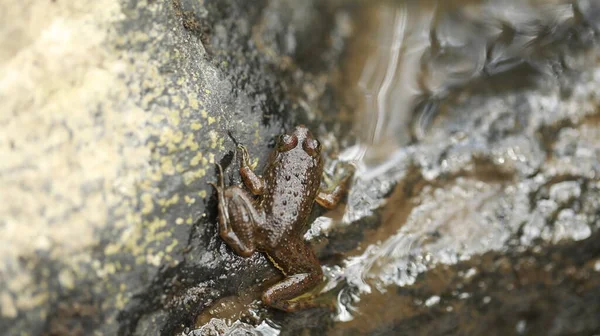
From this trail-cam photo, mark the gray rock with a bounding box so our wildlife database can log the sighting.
[0,0,350,334]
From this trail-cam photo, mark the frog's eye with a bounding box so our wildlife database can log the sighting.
[302,138,321,157]
[278,134,298,152]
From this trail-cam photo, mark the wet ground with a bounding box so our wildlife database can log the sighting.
[1,0,599,335]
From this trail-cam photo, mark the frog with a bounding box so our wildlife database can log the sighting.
[210,125,352,312]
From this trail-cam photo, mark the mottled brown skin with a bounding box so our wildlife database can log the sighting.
[210,125,350,312]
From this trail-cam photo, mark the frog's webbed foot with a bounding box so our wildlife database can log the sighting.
[262,272,326,312]
[237,145,266,195]
[210,163,263,258]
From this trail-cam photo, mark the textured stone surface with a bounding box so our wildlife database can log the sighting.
[0,0,351,335]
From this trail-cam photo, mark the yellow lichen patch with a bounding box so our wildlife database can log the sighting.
[198,190,207,198]
[147,168,165,182]
[208,116,216,125]
[186,217,193,225]
[58,269,75,290]
[135,255,145,265]
[113,201,135,219]
[188,95,200,109]
[158,128,174,146]
[16,291,48,311]
[167,110,181,127]
[146,217,167,234]
[190,152,204,166]
[171,130,184,143]
[141,193,154,215]
[137,180,159,193]
[201,109,208,118]
[115,291,127,310]
[165,239,179,253]
[151,230,171,242]
[191,122,203,130]
[167,194,180,206]
[160,156,175,175]
[146,253,162,267]
[182,133,199,151]
[209,130,219,149]
[175,217,184,225]
[218,136,225,150]
[151,114,166,124]
[1,292,17,318]
[104,242,121,256]
[157,194,179,208]
[156,127,180,153]
[182,168,206,185]
[184,195,196,205]
[171,95,182,108]
[109,283,130,309]
[101,263,117,277]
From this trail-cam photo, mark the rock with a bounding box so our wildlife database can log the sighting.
[0,0,351,335]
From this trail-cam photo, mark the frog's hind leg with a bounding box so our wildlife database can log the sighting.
[222,187,263,257]
[210,164,263,257]
[262,240,327,312]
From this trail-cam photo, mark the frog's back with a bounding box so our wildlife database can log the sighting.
[258,147,322,246]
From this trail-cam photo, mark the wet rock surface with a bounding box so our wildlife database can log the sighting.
[1,0,599,335]
[333,230,600,336]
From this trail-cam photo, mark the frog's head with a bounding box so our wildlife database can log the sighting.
[277,125,321,158]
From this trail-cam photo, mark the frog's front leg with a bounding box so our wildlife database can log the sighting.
[316,168,354,209]
[237,145,265,195]
[262,239,324,312]
[210,164,265,258]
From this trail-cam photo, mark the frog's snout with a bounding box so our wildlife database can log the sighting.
[292,124,313,141]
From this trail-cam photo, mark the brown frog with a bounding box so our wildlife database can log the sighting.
[210,125,351,312]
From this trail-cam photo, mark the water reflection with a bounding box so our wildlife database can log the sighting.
[350,0,599,168]
[331,0,600,325]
